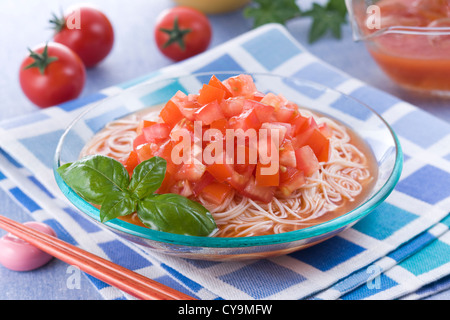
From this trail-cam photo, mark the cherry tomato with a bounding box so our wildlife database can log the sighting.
[51,5,114,68]
[154,6,212,61]
[19,42,86,108]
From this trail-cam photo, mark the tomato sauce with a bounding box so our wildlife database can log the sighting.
[365,0,450,93]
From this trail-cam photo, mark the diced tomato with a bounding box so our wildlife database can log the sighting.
[252,91,265,102]
[234,145,257,174]
[295,145,320,176]
[279,140,296,168]
[136,143,156,163]
[318,138,330,163]
[241,176,274,203]
[192,171,215,196]
[206,162,234,183]
[171,91,199,121]
[260,122,291,145]
[295,128,330,162]
[143,123,171,143]
[229,108,261,131]
[280,167,305,196]
[260,93,283,109]
[220,97,245,117]
[276,105,297,123]
[157,171,176,194]
[136,120,157,135]
[194,100,225,125]
[129,74,335,204]
[210,118,228,135]
[152,139,180,174]
[256,162,280,187]
[175,161,206,182]
[318,122,333,138]
[208,75,232,99]
[200,182,233,205]
[123,150,139,176]
[160,100,184,128]
[197,84,226,105]
[223,74,257,98]
[133,133,147,152]
[291,115,317,136]
[244,99,275,123]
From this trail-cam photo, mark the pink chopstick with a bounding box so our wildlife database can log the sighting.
[0,215,196,300]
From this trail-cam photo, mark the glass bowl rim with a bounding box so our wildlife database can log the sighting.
[53,71,403,248]
[368,26,450,38]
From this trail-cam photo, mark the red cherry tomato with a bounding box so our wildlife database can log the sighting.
[51,5,114,68]
[19,42,86,108]
[154,6,212,61]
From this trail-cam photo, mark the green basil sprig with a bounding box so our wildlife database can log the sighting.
[57,155,217,237]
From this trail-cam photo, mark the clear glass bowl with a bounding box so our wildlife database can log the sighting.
[53,72,403,261]
[346,0,450,96]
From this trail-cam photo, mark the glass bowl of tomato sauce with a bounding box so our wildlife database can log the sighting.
[346,0,450,97]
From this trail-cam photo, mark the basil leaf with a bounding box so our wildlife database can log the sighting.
[137,194,217,237]
[302,2,347,43]
[244,0,301,28]
[100,191,138,223]
[57,155,130,205]
[128,157,167,200]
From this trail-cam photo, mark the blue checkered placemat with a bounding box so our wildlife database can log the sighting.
[0,24,449,300]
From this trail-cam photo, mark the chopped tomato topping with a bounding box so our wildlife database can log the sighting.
[197,84,226,105]
[256,162,280,187]
[223,74,257,98]
[206,162,234,183]
[295,145,320,176]
[143,123,171,143]
[160,100,184,128]
[208,75,232,99]
[133,133,147,152]
[210,118,228,135]
[241,176,274,203]
[123,150,139,176]
[229,108,261,131]
[220,97,245,117]
[200,182,233,205]
[279,140,297,168]
[130,74,332,203]
[136,143,156,163]
[194,100,225,125]
[280,167,305,196]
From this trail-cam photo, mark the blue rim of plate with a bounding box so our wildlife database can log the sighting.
[53,72,403,248]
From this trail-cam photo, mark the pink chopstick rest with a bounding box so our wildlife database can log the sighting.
[0,221,56,271]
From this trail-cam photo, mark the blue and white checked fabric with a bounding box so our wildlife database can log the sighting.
[0,24,449,300]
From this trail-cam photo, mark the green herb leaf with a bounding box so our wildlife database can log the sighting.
[57,155,130,205]
[302,1,347,44]
[244,0,302,28]
[58,155,217,237]
[244,0,348,43]
[128,156,167,200]
[137,194,217,237]
[100,191,138,223]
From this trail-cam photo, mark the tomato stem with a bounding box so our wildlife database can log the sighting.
[49,11,66,33]
[24,43,59,75]
[159,16,191,51]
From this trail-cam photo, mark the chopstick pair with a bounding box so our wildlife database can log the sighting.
[0,215,196,300]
